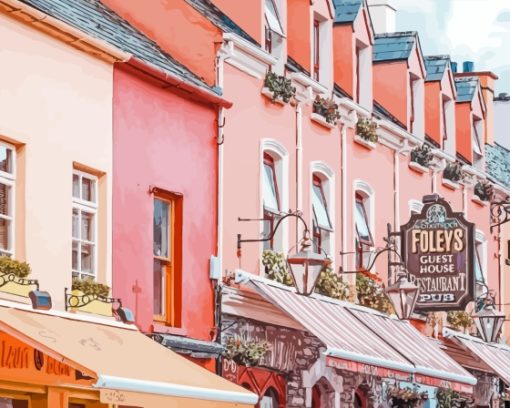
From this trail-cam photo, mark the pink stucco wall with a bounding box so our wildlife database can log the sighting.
[112,65,218,343]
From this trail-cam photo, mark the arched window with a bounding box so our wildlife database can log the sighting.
[312,175,332,255]
[263,153,280,250]
[259,387,279,408]
[353,182,375,270]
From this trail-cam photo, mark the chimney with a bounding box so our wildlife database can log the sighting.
[463,61,474,73]
[367,0,396,34]
[451,62,458,73]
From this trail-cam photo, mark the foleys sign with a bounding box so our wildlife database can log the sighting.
[401,195,475,311]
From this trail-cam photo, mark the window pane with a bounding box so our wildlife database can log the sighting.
[72,241,79,271]
[153,259,165,316]
[153,199,170,258]
[263,163,279,212]
[0,398,29,408]
[81,211,94,242]
[475,245,484,283]
[72,209,80,239]
[0,218,9,251]
[82,177,96,202]
[355,201,372,243]
[472,124,482,156]
[0,147,13,174]
[312,184,331,228]
[72,174,80,199]
[265,0,284,36]
[80,243,94,273]
[0,183,10,216]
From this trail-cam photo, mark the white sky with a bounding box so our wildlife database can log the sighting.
[392,0,510,93]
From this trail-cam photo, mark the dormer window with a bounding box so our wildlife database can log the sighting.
[442,97,448,143]
[409,75,417,133]
[313,19,320,81]
[264,0,284,56]
[472,116,483,167]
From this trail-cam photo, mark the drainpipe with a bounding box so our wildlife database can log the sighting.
[296,101,303,246]
[340,122,347,271]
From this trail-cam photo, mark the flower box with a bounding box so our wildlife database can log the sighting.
[354,134,376,150]
[0,274,34,297]
[261,87,285,105]
[408,161,429,174]
[69,289,113,317]
[311,113,336,129]
[442,178,460,190]
[471,196,488,206]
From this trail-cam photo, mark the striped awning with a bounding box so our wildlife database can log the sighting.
[445,328,510,386]
[240,274,476,391]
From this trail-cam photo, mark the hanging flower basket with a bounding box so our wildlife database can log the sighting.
[447,311,474,333]
[355,118,378,149]
[314,266,353,301]
[224,337,270,367]
[356,273,394,314]
[262,250,294,286]
[387,386,428,408]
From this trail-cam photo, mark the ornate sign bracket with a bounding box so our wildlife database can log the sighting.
[490,198,510,232]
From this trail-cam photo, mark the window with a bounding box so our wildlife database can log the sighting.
[313,19,320,81]
[409,76,416,133]
[474,239,486,298]
[260,388,279,408]
[153,193,182,325]
[0,144,15,257]
[0,397,29,408]
[263,153,280,250]
[442,96,449,144]
[312,176,332,254]
[264,0,284,55]
[355,45,361,104]
[472,117,483,157]
[355,193,374,269]
[72,170,97,279]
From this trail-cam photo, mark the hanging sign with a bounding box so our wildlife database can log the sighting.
[401,196,475,311]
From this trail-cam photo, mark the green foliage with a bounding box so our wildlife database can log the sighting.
[356,118,378,143]
[262,250,294,286]
[447,311,473,331]
[356,274,394,314]
[437,389,474,408]
[410,144,434,167]
[387,386,428,408]
[443,162,464,183]
[72,277,110,298]
[224,337,270,367]
[313,95,341,125]
[264,71,296,103]
[0,256,31,278]
[474,180,493,202]
[315,266,353,301]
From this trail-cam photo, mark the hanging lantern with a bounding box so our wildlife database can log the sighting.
[385,276,420,320]
[287,237,329,296]
[473,305,505,343]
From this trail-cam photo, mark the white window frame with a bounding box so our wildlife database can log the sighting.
[0,142,16,257]
[475,230,487,284]
[409,72,425,139]
[310,162,335,260]
[442,94,456,156]
[72,170,98,280]
[355,39,372,111]
[408,199,423,215]
[311,12,332,88]
[353,180,375,270]
[472,115,484,169]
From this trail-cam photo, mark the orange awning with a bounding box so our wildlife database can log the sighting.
[0,304,257,408]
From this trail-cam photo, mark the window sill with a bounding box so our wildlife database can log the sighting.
[408,161,429,174]
[151,323,187,337]
[442,178,460,190]
[471,196,488,207]
[261,87,286,105]
[311,113,336,129]
[354,134,376,150]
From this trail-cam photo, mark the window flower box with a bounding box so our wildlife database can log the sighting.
[408,161,429,174]
[354,134,376,150]
[69,289,114,316]
[442,178,460,190]
[473,180,493,204]
[311,112,336,129]
[261,87,285,105]
[261,71,295,105]
[0,257,36,298]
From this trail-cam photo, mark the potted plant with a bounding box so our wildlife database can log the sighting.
[436,388,474,408]
[473,180,493,204]
[262,71,296,104]
[224,337,270,367]
[356,273,394,314]
[315,266,353,301]
[0,256,34,297]
[447,311,474,333]
[262,250,294,286]
[443,162,464,189]
[355,117,378,149]
[70,277,112,316]
[409,144,433,173]
[386,385,428,408]
[312,95,341,128]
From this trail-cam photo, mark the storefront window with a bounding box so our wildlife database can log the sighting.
[0,398,28,408]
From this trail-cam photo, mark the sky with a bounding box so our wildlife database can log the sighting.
[393,0,510,94]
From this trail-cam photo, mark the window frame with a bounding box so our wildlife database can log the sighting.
[0,142,16,257]
[355,46,361,104]
[152,191,182,327]
[472,116,483,157]
[313,19,320,82]
[409,76,416,133]
[72,170,98,280]
[263,153,281,250]
[312,176,332,254]
[442,97,449,144]
[355,193,374,269]
[264,0,284,55]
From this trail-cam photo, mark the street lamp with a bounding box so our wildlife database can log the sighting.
[473,304,505,343]
[385,269,420,320]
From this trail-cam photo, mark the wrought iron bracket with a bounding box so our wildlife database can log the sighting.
[490,198,510,232]
[64,287,122,312]
[0,273,39,290]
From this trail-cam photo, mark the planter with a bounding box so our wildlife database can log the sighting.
[311,113,336,129]
[0,273,34,297]
[354,134,376,150]
[471,196,488,206]
[261,87,285,105]
[408,161,429,174]
[442,178,460,190]
[69,289,113,317]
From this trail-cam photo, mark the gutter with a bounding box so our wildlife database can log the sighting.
[1,0,232,108]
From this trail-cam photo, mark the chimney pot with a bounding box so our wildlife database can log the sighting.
[451,62,458,73]
[463,61,474,73]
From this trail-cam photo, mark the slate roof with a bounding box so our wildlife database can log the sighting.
[486,143,510,190]
[184,0,258,45]
[18,0,216,94]
[455,77,479,102]
[373,32,417,62]
[424,55,450,81]
[333,0,362,23]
